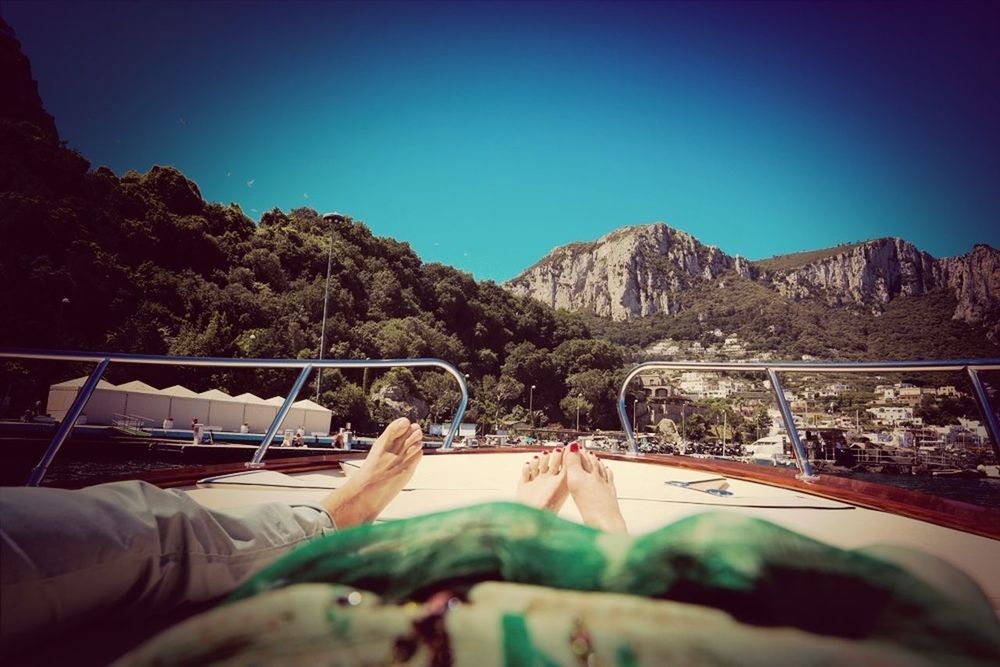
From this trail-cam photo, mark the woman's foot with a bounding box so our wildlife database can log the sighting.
[564,443,627,533]
[515,449,569,512]
[321,417,423,528]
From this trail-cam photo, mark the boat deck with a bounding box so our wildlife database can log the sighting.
[183,451,1000,614]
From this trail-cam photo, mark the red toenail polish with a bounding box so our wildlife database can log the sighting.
[533,455,538,459]
[555,448,562,452]
[570,443,579,452]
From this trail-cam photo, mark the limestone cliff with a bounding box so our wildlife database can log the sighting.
[940,244,1000,338]
[759,238,942,309]
[505,224,1000,342]
[505,223,739,321]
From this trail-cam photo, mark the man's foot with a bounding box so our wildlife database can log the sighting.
[515,448,568,512]
[564,442,627,533]
[321,417,423,528]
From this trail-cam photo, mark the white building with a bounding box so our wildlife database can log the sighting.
[46,377,333,435]
[865,406,918,426]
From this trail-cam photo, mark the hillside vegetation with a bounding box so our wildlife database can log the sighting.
[585,273,999,360]
[752,241,868,272]
[1,20,994,436]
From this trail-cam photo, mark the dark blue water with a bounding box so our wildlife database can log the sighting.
[834,471,1000,508]
[39,456,192,486]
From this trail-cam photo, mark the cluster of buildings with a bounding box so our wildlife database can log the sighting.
[874,382,959,405]
[633,354,990,451]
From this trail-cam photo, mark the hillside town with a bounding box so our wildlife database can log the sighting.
[623,333,997,477]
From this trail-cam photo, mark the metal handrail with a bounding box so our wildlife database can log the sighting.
[618,358,1000,481]
[0,349,469,485]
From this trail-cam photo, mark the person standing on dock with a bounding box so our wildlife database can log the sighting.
[191,418,203,445]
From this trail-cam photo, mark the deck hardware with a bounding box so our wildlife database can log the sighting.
[667,478,733,496]
[0,349,469,484]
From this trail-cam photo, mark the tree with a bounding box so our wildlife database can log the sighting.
[552,338,625,377]
[565,368,623,429]
[321,378,371,432]
[418,371,462,424]
[560,393,593,430]
[500,342,558,419]
[472,375,525,434]
[685,413,708,441]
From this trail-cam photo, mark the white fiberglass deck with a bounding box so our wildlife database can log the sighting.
[184,451,1000,613]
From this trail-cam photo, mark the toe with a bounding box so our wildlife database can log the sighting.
[529,455,541,479]
[539,451,550,473]
[549,447,564,473]
[521,461,532,482]
[382,417,412,443]
[403,425,423,449]
[563,443,583,471]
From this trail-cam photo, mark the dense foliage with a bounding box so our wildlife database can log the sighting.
[1,21,994,436]
[1,24,637,431]
[584,274,998,360]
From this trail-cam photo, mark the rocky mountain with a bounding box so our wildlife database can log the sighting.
[506,224,1000,345]
[506,223,753,320]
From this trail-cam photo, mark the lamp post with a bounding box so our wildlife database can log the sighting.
[576,393,582,432]
[529,384,536,429]
[58,297,69,346]
[633,398,638,432]
[316,212,346,401]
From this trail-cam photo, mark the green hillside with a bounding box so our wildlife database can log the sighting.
[585,273,999,360]
[752,241,868,272]
[1,20,994,437]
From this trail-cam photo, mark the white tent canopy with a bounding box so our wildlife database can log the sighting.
[46,378,333,435]
[47,376,123,425]
[288,399,334,435]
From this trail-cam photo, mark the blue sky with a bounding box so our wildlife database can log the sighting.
[5,1,999,281]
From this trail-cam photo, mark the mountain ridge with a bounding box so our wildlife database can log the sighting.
[505,223,1000,345]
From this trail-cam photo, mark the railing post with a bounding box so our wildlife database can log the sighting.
[27,358,110,486]
[617,365,643,455]
[441,379,469,450]
[966,368,1000,461]
[766,368,818,481]
[248,365,314,467]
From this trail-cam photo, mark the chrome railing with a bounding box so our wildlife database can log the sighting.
[618,359,1000,481]
[0,349,469,486]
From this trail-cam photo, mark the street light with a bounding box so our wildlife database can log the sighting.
[576,393,582,432]
[316,212,347,401]
[633,398,638,432]
[58,297,70,345]
[529,384,536,429]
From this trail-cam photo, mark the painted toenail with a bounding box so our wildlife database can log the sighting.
[555,448,562,452]
[569,443,579,452]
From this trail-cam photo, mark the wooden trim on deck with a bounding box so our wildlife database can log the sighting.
[598,451,1000,541]
[56,446,999,540]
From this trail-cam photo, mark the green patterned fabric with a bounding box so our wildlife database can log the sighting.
[229,502,1000,663]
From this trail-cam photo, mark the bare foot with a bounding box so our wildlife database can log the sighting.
[564,442,627,533]
[516,448,568,512]
[321,417,423,528]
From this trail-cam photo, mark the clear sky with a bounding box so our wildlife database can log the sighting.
[4,1,999,281]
